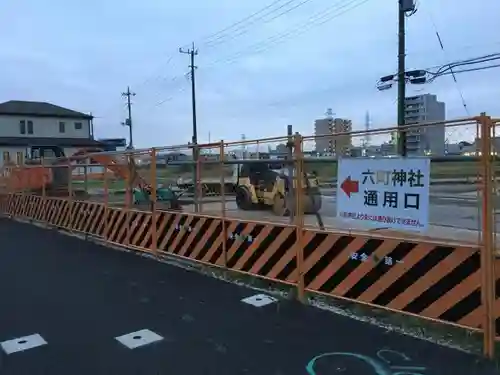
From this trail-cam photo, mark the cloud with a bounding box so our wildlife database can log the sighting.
[0,0,499,148]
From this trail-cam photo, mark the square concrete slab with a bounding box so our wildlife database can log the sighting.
[241,294,278,307]
[1,333,47,354]
[115,329,164,349]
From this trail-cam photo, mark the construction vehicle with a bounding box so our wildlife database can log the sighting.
[132,186,181,209]
[234,160,322,216]
[172,154,239,196]
[4,146,181,209]
[6,146,80,197]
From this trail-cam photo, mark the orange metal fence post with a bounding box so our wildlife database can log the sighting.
[103,159,110,241]
[83,157,89,198]
[294,134,305,303]
[103,160,109,206]
[196,146,202,213]
[287,126,295,224]
[67,159,73,231]
[41,157,47,225]
[20,163,26,198]
[493,119,498,265]
[151,148,158,257]
[219,141,227,267]
[476,120,482,246]
[479,113,496,359]
[125,152,132,246]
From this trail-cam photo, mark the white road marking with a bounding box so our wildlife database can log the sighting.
[1,333,47,354]
[241,294,278,307]
[115,329,163,349]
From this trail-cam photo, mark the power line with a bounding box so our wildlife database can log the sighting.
[377,53,500,89]
[428,55,500,81]
[206,0,372,68]
[152,85,189,108]
[128,0,314,108]
[183,0,298,48]
[427,10,469,115]
[134,56,176,91]
[432,54,500,76]
[203,0,315,49]
[121,0,371,111]
[435,62,500,77]
[142,0,366,107]
[154,0,317,89]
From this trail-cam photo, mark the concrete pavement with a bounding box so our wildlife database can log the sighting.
[0,219,497,374]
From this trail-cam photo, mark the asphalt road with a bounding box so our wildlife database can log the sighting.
[1,219,498,374]
[204,187,489,232]
[87,182,492,231]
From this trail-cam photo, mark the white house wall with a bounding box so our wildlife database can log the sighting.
[0,115,91,138]
[0,146,27,167]
[0,146,99,168]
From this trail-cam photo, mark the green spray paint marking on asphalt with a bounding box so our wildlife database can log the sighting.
[306,349,427,375]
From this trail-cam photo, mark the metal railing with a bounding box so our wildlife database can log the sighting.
[0,113,497,358]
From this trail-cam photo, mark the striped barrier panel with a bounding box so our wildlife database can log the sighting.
[0,193,10,214]
[2,193,499,337]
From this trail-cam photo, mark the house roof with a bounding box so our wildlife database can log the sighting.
[0,100,92,119]
[0,137,103,147]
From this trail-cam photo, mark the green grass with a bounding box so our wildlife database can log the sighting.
[305,160,498,181]
[72,180,126,190]
[73,160,498,192]
[153,160,496,181]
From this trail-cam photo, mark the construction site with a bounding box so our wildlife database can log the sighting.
[0,114,499,364]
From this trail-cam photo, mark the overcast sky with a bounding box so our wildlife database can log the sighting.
[1,0,499,149]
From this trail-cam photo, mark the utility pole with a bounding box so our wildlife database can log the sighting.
[89,112,94,139]
[179,43,199,210]
[397,0,417,156]
[122,86,136,149]
[397,0,407,157]
[179,43,199,148]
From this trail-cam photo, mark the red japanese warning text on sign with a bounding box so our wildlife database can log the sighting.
[336,157,430,231]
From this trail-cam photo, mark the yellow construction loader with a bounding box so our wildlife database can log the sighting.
[234,160,322,216]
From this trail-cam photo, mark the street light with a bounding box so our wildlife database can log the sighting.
[376,69,427,90]
[377,83,393,91]
[377,53,500,89]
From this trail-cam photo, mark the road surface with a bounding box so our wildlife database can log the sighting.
[91,183,491,233]
[188,189,490,233]
[0,219,498,374]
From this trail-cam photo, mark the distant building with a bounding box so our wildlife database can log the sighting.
[348,143,396,157]
[404,94,446,156]
[0,100,102,167]
[458,138,499,156]
[275,143,288,154]
[314,118,352,156]
[98,138,127,152]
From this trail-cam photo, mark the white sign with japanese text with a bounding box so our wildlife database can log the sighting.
[336,157,430,231]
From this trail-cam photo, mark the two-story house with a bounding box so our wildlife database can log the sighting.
[0,100,104,167]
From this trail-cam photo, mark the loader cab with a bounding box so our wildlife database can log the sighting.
[26,146,66,163]
[237,162,281,185]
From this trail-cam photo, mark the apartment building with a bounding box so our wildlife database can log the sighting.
[404,94,446,156]
[314,118,352,156]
